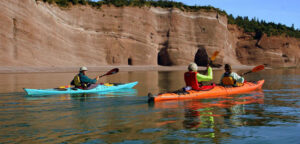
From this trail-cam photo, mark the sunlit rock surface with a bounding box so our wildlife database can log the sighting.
[0,0,299,67]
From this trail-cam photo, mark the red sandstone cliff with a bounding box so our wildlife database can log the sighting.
[0,0,299,67]
[228,25,300,67]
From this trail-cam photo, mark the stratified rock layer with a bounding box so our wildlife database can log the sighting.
[0,0,299,67]
[228,25,300,67]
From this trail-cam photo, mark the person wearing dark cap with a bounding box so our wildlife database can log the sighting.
[220,64,244,87]
[70,67,99,89]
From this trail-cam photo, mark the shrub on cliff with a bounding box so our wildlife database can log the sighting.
[41,0,88,7]
[228,14,300,39]
[39,0,226,15]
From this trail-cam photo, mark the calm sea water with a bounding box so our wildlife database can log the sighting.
[0,68,299,143]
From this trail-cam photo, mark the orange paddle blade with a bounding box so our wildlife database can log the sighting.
[210,51,220,61]
[252,65,265,72]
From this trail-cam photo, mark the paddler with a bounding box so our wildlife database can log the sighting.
[184,62,213,90]
[70,67,99,89]
[220,64,244,87]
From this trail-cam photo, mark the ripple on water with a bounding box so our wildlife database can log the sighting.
[227,126,300,144]
[264,88,300,92]
[139,128,162,133]
[81,139,106,144]
[164,132,212,143]
[113,140,151,144]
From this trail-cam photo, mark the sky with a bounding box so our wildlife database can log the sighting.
[91,0,300,30]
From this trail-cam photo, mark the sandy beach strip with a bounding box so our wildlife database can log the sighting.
[0,65,261,74]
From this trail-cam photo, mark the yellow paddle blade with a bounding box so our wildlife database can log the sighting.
[104,83,114,86]
[210,51,220,61]
[252,65,265,72]
[59,85,71,89]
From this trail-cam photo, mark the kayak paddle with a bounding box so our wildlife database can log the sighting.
[59,68,119,89]
[98,68,119,78]
[208,51,220,66]
[242,65,265,76]
[210,51,220,62]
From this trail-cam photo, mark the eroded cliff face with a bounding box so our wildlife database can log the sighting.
[0,0,299,67]
[228,25,300,67]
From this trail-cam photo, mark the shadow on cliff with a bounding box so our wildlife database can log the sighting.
[194,45,222,68]
[158,47,172,66]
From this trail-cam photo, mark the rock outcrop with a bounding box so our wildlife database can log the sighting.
[229,25,300,67]
[0,0,299,67]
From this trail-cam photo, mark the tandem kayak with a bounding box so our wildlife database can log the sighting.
[24,81,138,96]
[148,80,264,102]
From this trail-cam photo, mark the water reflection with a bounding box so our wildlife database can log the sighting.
[0,69,300,143]
[151,91,265,138]
[69,88,138,101]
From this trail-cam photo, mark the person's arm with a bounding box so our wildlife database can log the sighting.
[231,72,244,83]
[81,75,97,84]
[196,66,213,82]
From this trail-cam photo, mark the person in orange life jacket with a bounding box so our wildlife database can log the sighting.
[220,64,244,87]
[70,67,99,89]
[184,62,213,90]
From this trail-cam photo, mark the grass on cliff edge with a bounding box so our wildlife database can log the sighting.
[39,0,300,39]
[39,0,227,14]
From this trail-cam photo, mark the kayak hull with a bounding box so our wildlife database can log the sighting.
[24,81,138,96]
[148,80,264,102]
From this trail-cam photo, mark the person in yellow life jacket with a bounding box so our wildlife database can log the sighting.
[70,67,99,89]
[184,62,213,91]
[220,64,244,87]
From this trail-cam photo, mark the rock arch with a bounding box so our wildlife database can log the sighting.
[158,47,172,66]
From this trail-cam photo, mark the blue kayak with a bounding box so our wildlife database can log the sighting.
[24,81,138,96]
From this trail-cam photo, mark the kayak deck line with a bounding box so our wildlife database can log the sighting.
[24,81,138,96]
[148,80,264,102]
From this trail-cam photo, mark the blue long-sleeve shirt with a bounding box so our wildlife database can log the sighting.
[78,72,97,84]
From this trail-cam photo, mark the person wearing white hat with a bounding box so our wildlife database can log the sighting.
[184,62,213,90]
[70,67,99,89]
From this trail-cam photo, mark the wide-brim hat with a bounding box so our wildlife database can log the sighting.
[80,66,88,71]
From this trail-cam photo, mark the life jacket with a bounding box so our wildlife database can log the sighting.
[221,72,235,86]
[221,72,243,87]
[71,74,87,89]
[184,72,201,90]
[73,75,82,87]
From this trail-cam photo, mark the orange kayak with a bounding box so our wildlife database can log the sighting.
[148,80,264,102]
